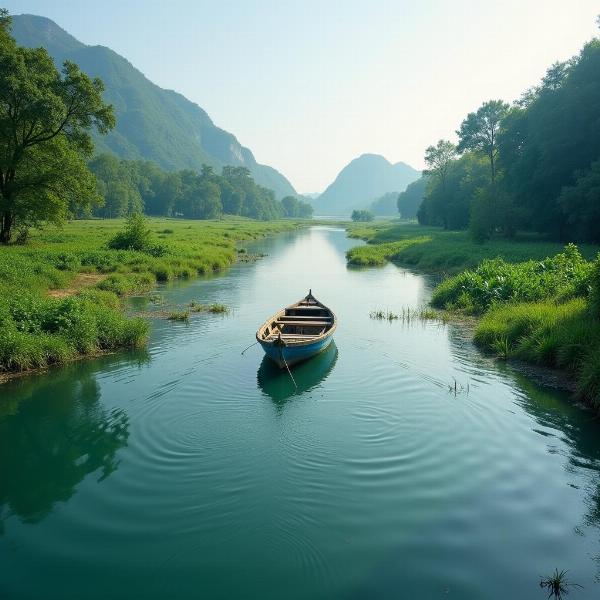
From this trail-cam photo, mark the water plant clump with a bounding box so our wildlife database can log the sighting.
[369,309,399,321]
[369,306,446,323]
[539,569,582,599]
[167,310,190,322]
[189,301,230,314]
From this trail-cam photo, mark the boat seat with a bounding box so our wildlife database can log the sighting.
[276,320,331,327]
[267,334,317,340]
[279,315,331,321]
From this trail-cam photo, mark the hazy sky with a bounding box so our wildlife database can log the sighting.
[5,1,599,192]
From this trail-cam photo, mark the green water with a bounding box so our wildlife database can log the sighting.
[2,226,600,599]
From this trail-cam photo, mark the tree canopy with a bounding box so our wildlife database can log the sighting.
[88,157,312,221]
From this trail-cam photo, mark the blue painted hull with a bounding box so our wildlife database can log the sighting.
[259,334,334,368]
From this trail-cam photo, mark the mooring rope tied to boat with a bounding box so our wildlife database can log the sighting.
[280,347,298,391]
[241,341,258,355]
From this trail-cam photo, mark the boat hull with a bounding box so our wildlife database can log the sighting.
[258,334,333,369]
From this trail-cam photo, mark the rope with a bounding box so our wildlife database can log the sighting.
[241,341,258,355]
[279,346,298,391]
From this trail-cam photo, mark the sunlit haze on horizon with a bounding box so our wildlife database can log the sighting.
[5,0,599,192]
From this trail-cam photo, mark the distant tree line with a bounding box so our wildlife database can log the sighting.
[413,24,600,242]
[351,209,374,222]
[86,155,313,221]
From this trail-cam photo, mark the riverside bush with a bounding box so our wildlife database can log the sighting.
[108,214,167,256]
[0,291,149,373]
[431,244,592,314]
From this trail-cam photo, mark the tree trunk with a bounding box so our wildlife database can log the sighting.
[0,211,13,244]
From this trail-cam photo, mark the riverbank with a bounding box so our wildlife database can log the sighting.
[345,221,600,408]
[346,221,600,273]
[0,217,305,379]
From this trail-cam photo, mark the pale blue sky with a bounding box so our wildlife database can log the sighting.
[5,0,599,192]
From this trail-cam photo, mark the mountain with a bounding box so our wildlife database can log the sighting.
[314,154,420,216]
[11,14,296,199]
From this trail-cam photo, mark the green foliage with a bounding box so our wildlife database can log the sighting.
[499,39,600,239]
[0,291,149,373]
[457,100,509,182]
[414,26,600,243]
[423,141,457,211]
[418,153,488,230]
[107,214,166,256]
[167,310,189,322]
[89,158,294,222]
[589,253,600,318]
[346,222,599,273]
[281,196,313,218]
[351,210,374,222]
[367,192,400,216]
[475,299,600,406]
[0,12,114,242]
[558,159,600,242]
[431,244,591,314]
[397,177,428,219]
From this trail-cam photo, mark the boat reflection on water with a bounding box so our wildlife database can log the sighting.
[257,341,338,403]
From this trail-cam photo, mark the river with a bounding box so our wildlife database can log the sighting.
[2,226,600,599]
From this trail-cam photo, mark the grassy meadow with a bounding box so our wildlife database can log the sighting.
[0,217,303,378]
[346,220,600,408]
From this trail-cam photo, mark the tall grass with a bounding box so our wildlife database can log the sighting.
[0,291,149,373]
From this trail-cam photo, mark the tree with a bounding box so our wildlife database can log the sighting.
[558,159,600,242]
[0,10,115,242]
[397,177,428,219]
[423,140,457,228]
[418,153,488,230]
[457,100,509,183]
[351,209,374,222]
[89,154,142,218]
[424,140,457,187]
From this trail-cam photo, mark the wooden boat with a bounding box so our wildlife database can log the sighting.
[256,291,337,369]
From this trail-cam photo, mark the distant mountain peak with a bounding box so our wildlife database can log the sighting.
[314,154,420,216]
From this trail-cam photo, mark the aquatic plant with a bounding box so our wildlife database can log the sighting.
[492,336,511,360]
[539,569,581,599]
[188,301,229,314]
[167,310,190,322]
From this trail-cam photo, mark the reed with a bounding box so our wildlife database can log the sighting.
[539,569,582,599]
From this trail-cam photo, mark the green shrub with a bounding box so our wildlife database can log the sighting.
[432,244,592,314]
[589,253,600,318]
[108,214,167,256]
[97,273,155,296]
[0,293,149,373]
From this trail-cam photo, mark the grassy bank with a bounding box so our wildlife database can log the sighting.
[0,217,303,378]
[346,222,600,272]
